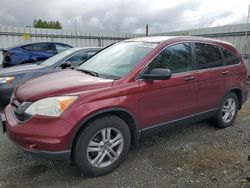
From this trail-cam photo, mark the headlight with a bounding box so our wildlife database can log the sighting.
[0,77,15,84]
[25,96,77,117]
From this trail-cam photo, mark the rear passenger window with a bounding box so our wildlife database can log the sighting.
[55,44,71,53]
[33,44,48,51]
[195,43,223,69]
[23,45,33,51]
[221,48,240,65]
[33,43,56,53]
[147,43,192,74]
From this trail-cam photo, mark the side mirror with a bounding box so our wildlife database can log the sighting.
[60,61,72,69]
[143,68,172,80]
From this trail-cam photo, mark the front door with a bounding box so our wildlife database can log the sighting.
[139,42,197,129]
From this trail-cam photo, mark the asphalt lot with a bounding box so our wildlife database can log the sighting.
[0,91,250,188]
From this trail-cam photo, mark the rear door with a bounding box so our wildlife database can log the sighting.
[139,42,197,129]
[193,42,226,114]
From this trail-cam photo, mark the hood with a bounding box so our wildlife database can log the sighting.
[15,70,114,101]
[0,64,44,76]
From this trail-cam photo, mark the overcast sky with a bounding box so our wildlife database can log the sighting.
[0,0,249,34]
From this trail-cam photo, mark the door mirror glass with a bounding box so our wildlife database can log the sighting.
[143,68,172,80]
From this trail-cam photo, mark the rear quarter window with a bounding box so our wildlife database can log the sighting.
[55,44,71,53]
[221,48,240,65]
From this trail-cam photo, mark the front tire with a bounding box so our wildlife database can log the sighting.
[214,92,239,128]
[73,115,131,177]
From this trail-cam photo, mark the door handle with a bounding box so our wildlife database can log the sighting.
[185,76,195,81]
[221,71,229,75]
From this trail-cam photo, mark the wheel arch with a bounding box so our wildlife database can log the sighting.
[70,108,141,154]
[228,87,243,110]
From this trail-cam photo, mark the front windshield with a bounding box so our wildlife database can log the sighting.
[77,42,158,79]
[40,48,77,66]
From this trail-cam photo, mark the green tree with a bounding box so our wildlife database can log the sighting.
[33,19,62,29]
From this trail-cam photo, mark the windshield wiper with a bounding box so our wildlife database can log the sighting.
[78,69,99,77]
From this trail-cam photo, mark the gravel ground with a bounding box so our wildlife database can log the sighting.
[0,92,250,188]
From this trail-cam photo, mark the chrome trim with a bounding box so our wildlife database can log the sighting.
[11,107,32,124]
[136,40,241,81]
[13,102,32,115]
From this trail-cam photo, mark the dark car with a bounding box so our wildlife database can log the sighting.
[1,36,248,176]
[0,47,101,108]
[2,42,72,67]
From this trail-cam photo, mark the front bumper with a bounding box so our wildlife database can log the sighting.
[3,105,74,160]
[2,60,11,68]
[22,148,71,160]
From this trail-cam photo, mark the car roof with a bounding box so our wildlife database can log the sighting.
[125,36,233,46]
[71,47,103,51]
[125,36,176,43]
[22,42,71,46]
[6,42,72,50]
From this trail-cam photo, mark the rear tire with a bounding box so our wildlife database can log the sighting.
[73,115,131,177]
[214,92,239,128]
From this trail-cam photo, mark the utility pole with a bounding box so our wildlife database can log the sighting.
[244,4,250,56]
[75,18,77,33]
[146,24,149,37]
[75,18,77,46]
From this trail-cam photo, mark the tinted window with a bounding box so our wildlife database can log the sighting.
[67,52,89,66]
[221,48,240,65]
[56,44,71,53]
[147,43,192,74]
[40,48,77,66]
[23,45,33,51]
[195,43,223,69]
[88,51,97,57]
[33,43,56,53]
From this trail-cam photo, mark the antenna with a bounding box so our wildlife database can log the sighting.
[75,18,77,46]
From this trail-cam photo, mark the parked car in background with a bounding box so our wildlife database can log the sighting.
[0,47,101,108]
[1,42,72,67]
[1,36,248,176]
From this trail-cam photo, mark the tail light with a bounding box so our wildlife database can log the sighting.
[2,50,9,57]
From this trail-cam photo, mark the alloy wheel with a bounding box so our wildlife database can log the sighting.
[86,127,124,168]
[222,97,236,123]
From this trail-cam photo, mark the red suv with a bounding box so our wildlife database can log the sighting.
[1,36,248,176]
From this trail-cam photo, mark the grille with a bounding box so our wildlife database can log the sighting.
[13,111,31,122]
[11,97,31,122]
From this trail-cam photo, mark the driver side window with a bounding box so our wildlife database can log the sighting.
[66,52,89,66]
[147,43,192,74]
